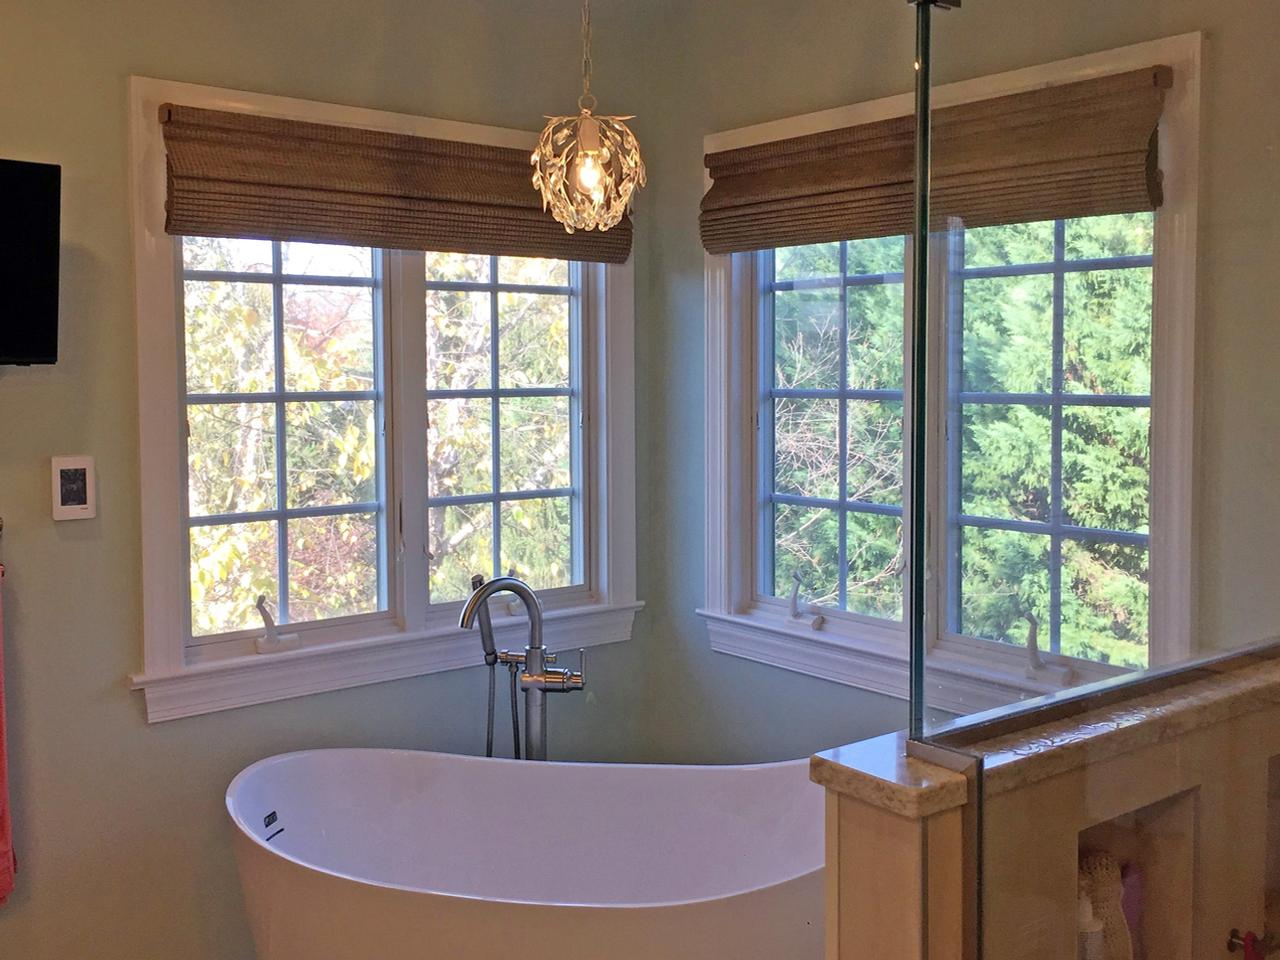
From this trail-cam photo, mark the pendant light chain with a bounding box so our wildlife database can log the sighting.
[580,0,595,110]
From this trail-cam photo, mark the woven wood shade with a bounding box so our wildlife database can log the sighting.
[701,66,1172,254]
[160,104,632,264]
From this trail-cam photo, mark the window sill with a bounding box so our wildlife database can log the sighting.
[131,600,643,722]
[698,604,1127,716]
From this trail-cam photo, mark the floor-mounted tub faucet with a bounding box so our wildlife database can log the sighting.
[459,577,584,761]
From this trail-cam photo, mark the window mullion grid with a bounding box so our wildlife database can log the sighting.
[191,502,382,527]
[776,493,900,517]
[430,488,575,508]
[372,250,389,610]
[423,258,586,594]
[271,241,291,623]
[837,242,850,611]
[568,262,585,585]
[489,255,502,580]
[759,251,778,598]
[1049,220,1067,654]
[945,226,966,636]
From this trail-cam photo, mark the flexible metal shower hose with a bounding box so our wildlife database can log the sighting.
[485,662,496,758]
[509,663,521,760]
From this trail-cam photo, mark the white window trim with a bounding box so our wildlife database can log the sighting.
[128,76,640,722]
[699,34,1201,716]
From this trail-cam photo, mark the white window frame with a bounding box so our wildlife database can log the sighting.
[128,77,640,722]
[699,34,1201,715]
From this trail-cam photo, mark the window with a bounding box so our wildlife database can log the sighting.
[945,216,1153,669]
[131,79,638,722]
[762,238,906,618]
[750,218,1164,695]
[425,254,583,602]
[182,238,387,641]
[179,242,594,644]
[760,216,1153,667]
[702,36,1198,714]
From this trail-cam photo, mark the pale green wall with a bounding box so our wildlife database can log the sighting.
[633,0,1280,760]
[0,1,901,954]
[0,0,1276,955]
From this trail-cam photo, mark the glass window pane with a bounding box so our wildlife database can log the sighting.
[184,280,275,394]
[429,503,494,602]
[182,236,272,274]
[846,512,903,619]
[847,284,904,389]
[1060,540,1149,668]
[961,274,1054,394]
[285,400,377,508]
[773,398,839,499]
[187,402,276,517]
[1064,212,1154,260]
[774,288,841,389]
[428,398,492,498]
[425,251,490,283]
[283,285,375,392]
[772,503,840,606]
[426,290,490,391]
[846,400,902,506]
[846,236,904,276]
[958,526,1051,648]
[961,403,1051,522]
[1063,268,1153,395]
[498,257,568,287]
[501,497,573,590]
[281,242,372,278]
[963,220,1055,268]
[1063,406,1150,532]
[500,397,571,492]
[189,521,278,637]
[498,292,570,388]
[287,512,380,622]
[775,243,840,282]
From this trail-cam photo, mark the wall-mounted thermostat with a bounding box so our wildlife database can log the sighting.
[51,455,96,520]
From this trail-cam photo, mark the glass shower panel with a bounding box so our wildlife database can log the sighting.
[908,4,1251,732]
[905,2,1280,958]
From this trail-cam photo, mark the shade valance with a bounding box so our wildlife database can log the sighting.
[160,104,632,264]
[701,66,1172,254]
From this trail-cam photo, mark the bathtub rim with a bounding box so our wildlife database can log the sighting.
[226,747,824,911]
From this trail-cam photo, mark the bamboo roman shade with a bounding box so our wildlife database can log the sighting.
[701,66,1173,254]
[160,104,633,263]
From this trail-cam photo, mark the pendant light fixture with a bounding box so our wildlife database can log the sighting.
[531,0,646,233]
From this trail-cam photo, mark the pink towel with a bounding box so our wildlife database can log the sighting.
[0,564,15,904]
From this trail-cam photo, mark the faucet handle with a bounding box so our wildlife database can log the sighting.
[536,648,585,692]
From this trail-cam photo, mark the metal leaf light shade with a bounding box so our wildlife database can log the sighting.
[531,0,645,233]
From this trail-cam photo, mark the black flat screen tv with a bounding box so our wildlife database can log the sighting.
[0,159,61,365]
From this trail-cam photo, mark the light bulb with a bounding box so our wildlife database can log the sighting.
[575,153,603,192]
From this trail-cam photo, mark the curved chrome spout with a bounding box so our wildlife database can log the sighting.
[458,576,543,650]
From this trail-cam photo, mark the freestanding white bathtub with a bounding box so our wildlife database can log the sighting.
[226,749,824,960]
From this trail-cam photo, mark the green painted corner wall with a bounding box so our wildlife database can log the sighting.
[0,0,1276,955]
[0,1,902,953]
[631,0,1280,760]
